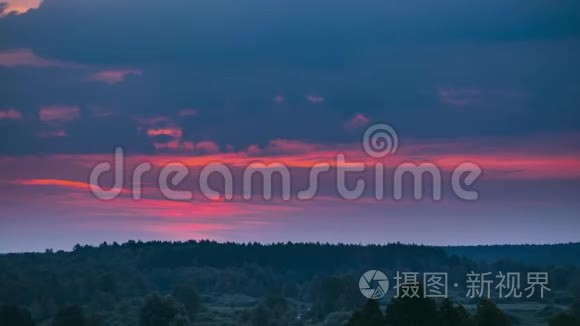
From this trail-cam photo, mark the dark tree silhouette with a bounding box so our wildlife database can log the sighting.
[0,305,35,326]
[97,273,117,294]
[549,312,580,326]
[572,291,580,320]
[139,293,190,326]
[475,299,511,326]
[310,275,363,320]
[172,284,202,318]
[437,298,474,326]
[346,299,384,326]
[0,241,576,325]
[51,305,86,326]
[384,292,438,326]
[246,291,290,326]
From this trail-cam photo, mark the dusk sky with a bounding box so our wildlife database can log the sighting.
[1,0,579,252]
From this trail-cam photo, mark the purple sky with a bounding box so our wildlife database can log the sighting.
[0,0,579,252]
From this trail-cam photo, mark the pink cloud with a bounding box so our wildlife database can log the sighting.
[0,108,22,120]
[136,115,199,152]
[136,115,178,135]
[39,106,80,122]
[345,113,370,129]
[266,139,321,154]
[0,0,42,16]
[246,144,262,156]
[153,140,195,152]
[135,115,173,127]
[88,69,142,85]
[196,141,220,153]
[147,127,183,138]
[10,178,127,199]
[139,134,580,180]
[136,115,221,154]
[0,49,78,68]
[13,178,89,190]
[306,95,325,104]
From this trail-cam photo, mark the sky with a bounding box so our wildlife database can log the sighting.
[0,0,579,252]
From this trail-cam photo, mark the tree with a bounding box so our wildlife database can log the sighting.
[310,275,363,320]
[475,299,511,326]
[437,299,474,326]
[97,273,117,294]
[549,312,580,326]
[251,304,272,326]
[52,305,86,326]
[263,291,288,317]
[0,305,35,326]
[384,294,438,326]
[139,293,190,326]
[249,291,290,326]
[172,284,202,317]
[572,291,580,320]
[346,299,384,326]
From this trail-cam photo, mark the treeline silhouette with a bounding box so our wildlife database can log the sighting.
[445,243,580,266]
[0,240,579,325]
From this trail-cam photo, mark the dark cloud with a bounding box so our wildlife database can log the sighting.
[0,0,579,155]
[1,0,580,66]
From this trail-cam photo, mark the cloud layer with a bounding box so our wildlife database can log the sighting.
[1,0,579,251]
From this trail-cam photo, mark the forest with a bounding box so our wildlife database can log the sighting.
[0,241,579,326]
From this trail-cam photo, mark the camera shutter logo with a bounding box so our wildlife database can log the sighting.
[359,270,390,299]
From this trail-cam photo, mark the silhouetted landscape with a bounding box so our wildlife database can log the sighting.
[1,241,579,325]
